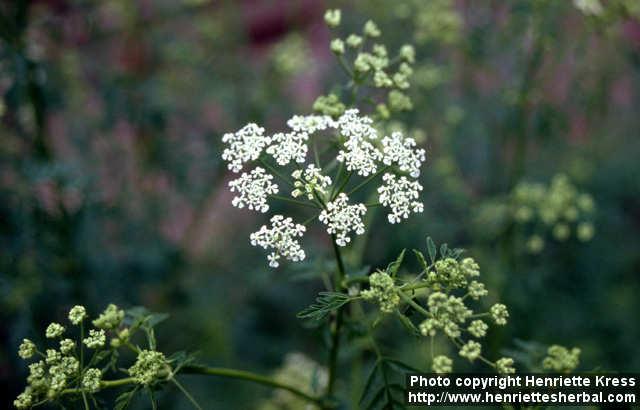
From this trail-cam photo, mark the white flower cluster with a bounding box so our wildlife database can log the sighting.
[222,123,270,172]
[336,109,382,176]
[377,173,424,223]
[381,131,426,178]
[229,167,279,213]
[222,109,427,267]
[266,131,309,165]
[250,215,306,267]
[319,193,367,246]
[292,164,332,200]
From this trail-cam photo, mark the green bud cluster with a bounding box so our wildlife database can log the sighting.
[92,303,125,329]
[13,304,132,408]
[409,0,462,45]
[511,174,596,253]
[361,271,400,313]
[128,350,168,385]
[320,9,416,118]
[312,93,346,117]
[426,257,480,290]
[432,355,453,373]
[542,345,581,373]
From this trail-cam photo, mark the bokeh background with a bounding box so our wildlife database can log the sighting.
[1,0,639,408]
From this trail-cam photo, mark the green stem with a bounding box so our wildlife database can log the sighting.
[397,289,431,318]
[182,365,326,406]
[258,158,294,188]
[347,165,390,196]
[171,377,203,410]
[326,235,347,397]
[61,366,329,408]
[332,171,353,200]
[269,194,320,209]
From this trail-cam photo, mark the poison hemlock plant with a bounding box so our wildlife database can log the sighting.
[13,8,588,410]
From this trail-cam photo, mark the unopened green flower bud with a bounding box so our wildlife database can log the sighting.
[45,323,65,339]
[312,94,345,117]
[459,340,481,361]
[388,90,413,111]
[577,222,594,242]
[129,350,168,385]
[93,304,124,330]
[330,38,345,55]
[376,103,390,119]
[83,368,102,392]
[324,9,341,28]
[468,320,488,338]
[490,304,508,325]
[346,34,362,48]
[399,44,415,63]
[68,305,87,325]
[552,223,570,241]
[14,391,33,409]
[83,329,106,349]
[363,20,381,37]
[59,339,75,355]
[526,235,545,254]
[18,339,36,359]
[432,355,452,373]
[496,357,516,374]
[543,345,581,373]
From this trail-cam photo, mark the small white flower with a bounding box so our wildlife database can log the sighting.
[335,110,383,177]
[319,193,367,246]
[228,167,279,213]
[266,131,308,165]
[381,131,426,178]
[222,123,271,173]
[292,164,332,200]
[337,109,378,140]
[377,173,423,223]
[250,215,306,268]
[337,136,382,177]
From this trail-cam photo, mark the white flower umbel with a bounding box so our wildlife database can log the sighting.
[381,131,426,178]
[377,173,423,223]
[336,109,382,177]
[337,109,378,140]
[222,123,271,172]
[229,167,279,213]
[266,131,309,165]
[292,165,332,200]
[337,136,383,177]
[250,215,306,268]
[319,193,367,246]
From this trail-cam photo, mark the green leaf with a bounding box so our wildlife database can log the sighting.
[395,311,419,336]
[115,387,139,410]
[413,249,428,271]
[297,292,351,322]
[426,236,437,263]
[387,249,405,277]
[440,243,449,258]
[359,358,415,410]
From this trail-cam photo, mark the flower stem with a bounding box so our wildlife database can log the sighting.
[326,235,347,397]
[397,289,431,318]
[181,365,327,407]
[61,366,329,408]
[269,194,320,209]
[347,165,389,196]
[258,158,294,188]
[332,171,353,200]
